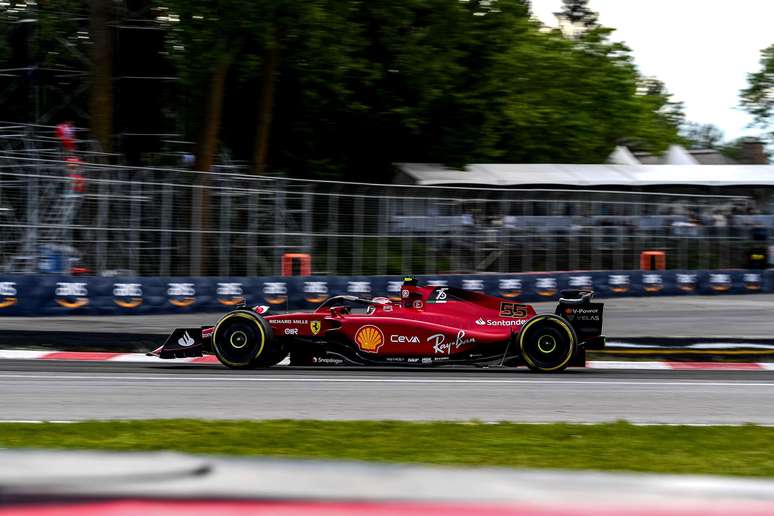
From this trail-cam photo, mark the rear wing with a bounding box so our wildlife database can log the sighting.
[555,290,604,346]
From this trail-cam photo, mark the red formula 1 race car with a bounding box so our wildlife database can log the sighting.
[153,278,606,373]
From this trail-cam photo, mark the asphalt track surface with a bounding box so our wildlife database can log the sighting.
[2,359,774,423]
[1,294,773,339]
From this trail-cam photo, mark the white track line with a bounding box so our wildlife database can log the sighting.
[2,373,774,387]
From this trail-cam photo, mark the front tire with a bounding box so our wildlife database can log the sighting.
[518,314,576,373]
[212,311,284,368]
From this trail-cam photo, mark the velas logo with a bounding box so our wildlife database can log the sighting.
[347,281,371,296]
[710,273,732,292]
[568,276,592,289]
[536,278,557,297]
[263,282,288,305]
[113,283,143,308]
[354,325,384,353]
[304,281,329,304]
[498,278,522,299]
[676,274,697,293]
[642,274,663,293]
[167,282,196,307]
[744,273,762,291]
[0,281,17,308]
[608,275,630,294]
[55,282,89,309]
[387,281,403,302]
[217,282,244,306]
[462,279,484,291]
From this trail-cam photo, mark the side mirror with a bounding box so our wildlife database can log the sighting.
[330,306,350,317]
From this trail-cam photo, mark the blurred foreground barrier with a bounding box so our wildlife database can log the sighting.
[0,270,770,316]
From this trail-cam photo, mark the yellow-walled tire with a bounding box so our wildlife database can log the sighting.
[518,314,577,373]
[212,311,275,369]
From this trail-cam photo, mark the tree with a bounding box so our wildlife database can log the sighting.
[89,0,113,153]
[557,0,598,32]
[681,123,725,149]
[741,44,774,140]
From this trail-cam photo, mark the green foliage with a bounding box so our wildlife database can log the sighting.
[1,0,685,178]
[4,420,774,476]
[741,44,774,140]
[681,122,725,150]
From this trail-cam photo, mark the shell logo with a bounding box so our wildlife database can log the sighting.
[355,325,384,353]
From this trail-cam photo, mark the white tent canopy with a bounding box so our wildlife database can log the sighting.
[396,163,774,187]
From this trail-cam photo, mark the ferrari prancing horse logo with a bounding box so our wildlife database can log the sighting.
[310,321,321,335]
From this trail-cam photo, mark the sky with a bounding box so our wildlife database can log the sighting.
[529,0,774,141]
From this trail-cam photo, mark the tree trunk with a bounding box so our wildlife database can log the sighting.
[191,56,231,275]
[253,44,279,174]
[89,0,113,154]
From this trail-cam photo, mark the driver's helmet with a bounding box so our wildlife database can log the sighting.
[401,276,423,308]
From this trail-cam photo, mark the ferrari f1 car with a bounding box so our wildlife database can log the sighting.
[153,278,606,373]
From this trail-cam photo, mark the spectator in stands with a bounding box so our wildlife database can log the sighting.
[55,121,76,152]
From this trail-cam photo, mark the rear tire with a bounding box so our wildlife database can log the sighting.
[212,311,285,368]
[518,315,576,373]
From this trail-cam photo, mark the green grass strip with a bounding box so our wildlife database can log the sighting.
[2,420,774,477]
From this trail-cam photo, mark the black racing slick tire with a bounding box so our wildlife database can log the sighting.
[212,310,285,369]
[518,314,577,373]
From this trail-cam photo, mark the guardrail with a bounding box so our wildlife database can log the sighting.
[0,270,768,316]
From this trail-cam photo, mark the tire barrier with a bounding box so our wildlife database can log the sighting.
[0,270,769,316]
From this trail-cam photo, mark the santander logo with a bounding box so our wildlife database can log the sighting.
[475,317,486,326]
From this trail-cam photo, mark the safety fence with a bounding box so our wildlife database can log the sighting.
[0,270,768,316]
[0,157,768,277]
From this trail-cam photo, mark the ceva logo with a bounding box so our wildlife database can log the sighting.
[304,281,329,304]
[167,283,196,308]
[55,282,89,309]
[113,283,143,308]
[498,278,522,299]
[0,282,17,308]
[263,282,288,305]
[217,282,244,306]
